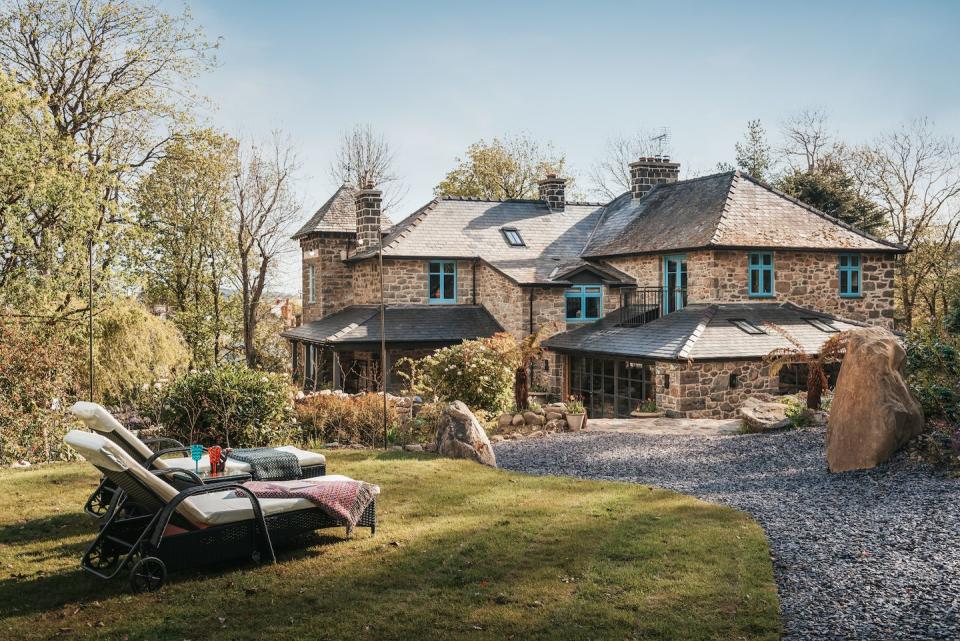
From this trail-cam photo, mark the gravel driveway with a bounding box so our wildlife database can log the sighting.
[494,427,960,640]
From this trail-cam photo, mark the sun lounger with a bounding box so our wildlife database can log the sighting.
[70,402,326,518]
[64,430,377,592]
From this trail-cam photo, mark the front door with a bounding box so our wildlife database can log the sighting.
[663,255,688,313]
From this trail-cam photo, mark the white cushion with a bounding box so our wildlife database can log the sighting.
[162,447,325,475]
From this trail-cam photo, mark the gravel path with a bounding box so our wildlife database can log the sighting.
[494,427,960,640]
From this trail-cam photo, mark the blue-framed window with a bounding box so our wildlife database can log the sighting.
[565,285,602,322]
[748,252,775,298]
[428,261,457,303]
[838,254,861,297]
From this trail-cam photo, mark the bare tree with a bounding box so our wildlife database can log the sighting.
[589,130,671,199]
[781,108,832,171]
[232,133,301,368]
[329,123,404,211]
[856,118,960,328]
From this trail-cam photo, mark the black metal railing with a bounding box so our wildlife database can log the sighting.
[618,287,687,327]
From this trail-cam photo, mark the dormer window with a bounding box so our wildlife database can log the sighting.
[501,227,525,247]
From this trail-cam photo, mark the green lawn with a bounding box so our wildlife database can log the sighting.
[0,452,780,640]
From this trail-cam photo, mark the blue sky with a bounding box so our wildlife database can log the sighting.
[175,0,960,292]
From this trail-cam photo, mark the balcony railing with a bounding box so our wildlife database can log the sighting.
[618,287,688,327]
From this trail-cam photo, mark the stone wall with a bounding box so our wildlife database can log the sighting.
[300,235,354,322]
[476,263,526,337]
[352,258,476,306]
[655,359,778,419]
[604,249,897,328]
[692,250,897,328]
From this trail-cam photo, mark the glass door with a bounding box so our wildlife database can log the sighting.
[663,255,687,313]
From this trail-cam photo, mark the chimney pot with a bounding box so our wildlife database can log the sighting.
[629,156,680,199]
[538,174,566,212]
[355,184,383,250]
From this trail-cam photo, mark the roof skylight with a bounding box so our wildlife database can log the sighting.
[729,318,766,335]
[501,227,525,247]
[804,317,839,333]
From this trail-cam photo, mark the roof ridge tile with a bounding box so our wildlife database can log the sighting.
[709,172,739,245]
[677,304,718,360]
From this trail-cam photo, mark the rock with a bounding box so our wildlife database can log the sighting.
[490,434,505,443]
[423,442,437,453]
[522,411,544,426]
[389,445,403,452]
[11,460,30,468]
[527,430,545,439]
[739,396,792,431]
[323,442,339,449]
[498,413,514,429]
[545,411,563,422]
[545,419,566,432]
[403,444,424,452]
[511,414,525,426]
[434,401,497,467]
[827,327,924,473]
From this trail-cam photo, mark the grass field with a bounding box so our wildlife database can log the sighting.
[0,451,780,640]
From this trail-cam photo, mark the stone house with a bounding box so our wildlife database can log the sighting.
[283,157,905,418]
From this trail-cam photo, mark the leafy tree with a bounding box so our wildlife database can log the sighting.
[778,155,886,234]
[135,130,238,366]
[0,0,215,310]
[720,120,773,181]
[0,72,99,312]
[435,134,569,200]
[231,134,301,368]
[90,298,190,405]
[855,119,960,329]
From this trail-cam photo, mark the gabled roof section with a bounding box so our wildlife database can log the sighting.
[544,302,866,361]
[583,171,905,257]
[349,196,606,285]
[292,183,393,239]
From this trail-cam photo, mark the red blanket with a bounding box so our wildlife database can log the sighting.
[237,479,379,534]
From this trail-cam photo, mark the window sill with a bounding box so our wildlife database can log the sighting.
[748,293,775,299]
[566,318,600,324]
[428,299,457,305]
[839,294,863,299]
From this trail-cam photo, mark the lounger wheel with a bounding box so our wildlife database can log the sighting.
[86,545,121,572]
[129,557,166,593]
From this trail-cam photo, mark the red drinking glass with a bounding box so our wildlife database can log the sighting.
[208,446,222,475]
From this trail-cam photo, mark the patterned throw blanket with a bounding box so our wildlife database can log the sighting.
[237,479,379,533]
[226,448,301,481]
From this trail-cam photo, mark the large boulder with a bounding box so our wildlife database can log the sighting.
[827,327,924,473]
[739,396,792,432]
[434,401,497,467]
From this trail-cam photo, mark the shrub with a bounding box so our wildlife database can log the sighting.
[294,393,401,446]
[906,331,960,420]
[91,298,190,405]
[0,318,83,464]
[152,364,294,447]
[396,337,514,413]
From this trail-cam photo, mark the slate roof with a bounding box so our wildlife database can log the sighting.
[292,184,393,239]
[281,305,503,346]
[583,171,905,257]
[349,197,610,284]
[543,302,864,361]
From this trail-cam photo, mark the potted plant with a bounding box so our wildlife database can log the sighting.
[564,395,586,431]
[630,399,662,419]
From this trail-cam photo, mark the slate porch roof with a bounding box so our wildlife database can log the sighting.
[292,184,393,239]
[582,171,906,257]
[346,197,614,285]
[281,304,503,347]
[543,302,865,361]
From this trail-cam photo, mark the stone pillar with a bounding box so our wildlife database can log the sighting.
[355,183,382,251]
[538,174,566,212]
[629,156,680,199]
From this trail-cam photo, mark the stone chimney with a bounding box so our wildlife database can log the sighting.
[538,174,566,212]
[355,182,382,250]
[629,156,680,199]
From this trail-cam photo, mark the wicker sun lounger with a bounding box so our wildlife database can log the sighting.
[64,430,377,592]
[70,402,326,518]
